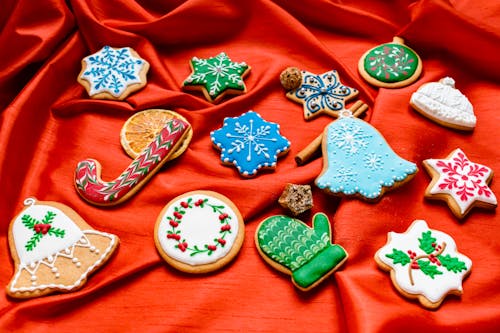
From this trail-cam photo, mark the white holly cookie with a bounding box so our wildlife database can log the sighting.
[375,220,472,309]
[78,45,150,100]
[154,191,245,273]
[410,77,476,131]
[423,148,497,219]
[6,198,119,299]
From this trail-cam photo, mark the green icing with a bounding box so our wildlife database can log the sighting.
[183,52,249,99]
[363,43,418,83]
[257,213,347,288]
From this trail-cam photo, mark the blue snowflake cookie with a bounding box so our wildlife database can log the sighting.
[78,46,150,100]
[211,111,291,177]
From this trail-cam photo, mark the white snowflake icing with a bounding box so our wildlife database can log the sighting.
[364,153,384,170]
[80,46,147,97]
[328,122,372,155]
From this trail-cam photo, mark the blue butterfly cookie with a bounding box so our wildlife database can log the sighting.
[210,111,291,177]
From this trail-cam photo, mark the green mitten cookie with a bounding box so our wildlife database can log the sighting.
[255,213,348,291]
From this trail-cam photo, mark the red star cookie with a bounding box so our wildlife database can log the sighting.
[423,148,497,219]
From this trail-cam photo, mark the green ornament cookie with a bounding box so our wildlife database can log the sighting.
[255,213,348,291]
[183,52,251,103]
[358,37,422,88]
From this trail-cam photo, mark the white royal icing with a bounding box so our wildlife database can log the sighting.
[411,77,476,129]
[377,220,472,304]
[425,148,497,214]
[157,193,240,266]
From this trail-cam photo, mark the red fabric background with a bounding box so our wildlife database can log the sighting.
[1,0,499,331]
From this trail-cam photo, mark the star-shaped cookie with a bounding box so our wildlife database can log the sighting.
[423,148,497,219]
[183,52,251,103]
[286,70,359,120]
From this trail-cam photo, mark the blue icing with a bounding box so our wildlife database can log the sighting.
[81,46,145,97]
[293,70,357,117]
[315,117,417,199]
[210,111,291,177]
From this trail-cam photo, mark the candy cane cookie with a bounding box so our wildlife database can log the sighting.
[74,118,190,206]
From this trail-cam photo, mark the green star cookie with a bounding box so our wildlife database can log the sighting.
[183,52,251,103]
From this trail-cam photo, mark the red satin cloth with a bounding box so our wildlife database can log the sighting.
[1,0,499,331]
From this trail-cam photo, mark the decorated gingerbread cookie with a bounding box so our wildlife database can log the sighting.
[75,118,191,206]
[358,37,422,88]
[375,220,472,309]
[154,191,245,273]
[78,46,150,100]
[6,198,119,299]
[283,68,359,120]
[410,77,476,131]
[183,52,251,103]
[255,213,348,291]
[210,111,290,177]
[315,109,418,201]
[423,148,497,219]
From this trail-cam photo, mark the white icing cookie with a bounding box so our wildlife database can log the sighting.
[423,148,497,219]
[6,198,119,299]
[375,220,472,309]
[410,77,476,131]
[154,191,245,273]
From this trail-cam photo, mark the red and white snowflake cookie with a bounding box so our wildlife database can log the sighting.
[154,191,245,273]
[423,148,497,219]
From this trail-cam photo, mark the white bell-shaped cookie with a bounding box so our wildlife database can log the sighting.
[7,198,119,299]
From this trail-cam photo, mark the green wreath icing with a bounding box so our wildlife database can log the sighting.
[364,43,419,83]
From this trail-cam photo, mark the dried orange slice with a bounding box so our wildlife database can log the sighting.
[120,109,193,160]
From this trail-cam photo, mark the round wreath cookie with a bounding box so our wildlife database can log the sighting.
[120,109,193,159]
[154,191,245,273]
[6,198,119,299]
[410,77,476,131]
[375,220,472,309]
[358,37,422,88]
[78,46,150,100]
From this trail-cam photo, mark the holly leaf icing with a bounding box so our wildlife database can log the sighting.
[437,254,468,273]
[418,231,436,254]
[385,249,410,266]
[417,260,443,279]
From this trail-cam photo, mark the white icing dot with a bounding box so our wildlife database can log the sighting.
[65,248,71,254]
[80,238,87,244]
[47,256,54,263]
[51,267,58,273]
[31,275,37,281]
[90,246,96,252]
[72,258,79,263]
[95,249,100,254]
[32,281,37,286]
[30,263,36,269]
[55,273,60,278]
[76,262,81,268]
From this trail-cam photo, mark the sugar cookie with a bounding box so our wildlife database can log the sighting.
[78,46,149,100]
[410,77,476,131]
[210,111,290,177]
[358,37,422,88]
[255,213,348,291]
[6,198,119,299]
[375,220,472,309]
[183,52,250,103]
[422,148,497,219]
[75,118,190,206]
[154,191,244,273]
